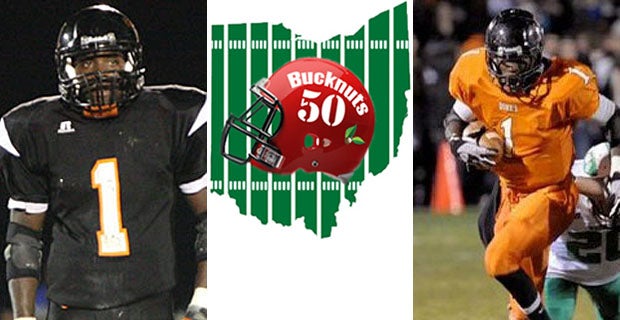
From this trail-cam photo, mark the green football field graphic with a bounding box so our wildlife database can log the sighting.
[210,2,410,237]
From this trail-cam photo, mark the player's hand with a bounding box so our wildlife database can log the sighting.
[184,287,208,320]
[184,305,207,320]
[449,137,498,170]
[604,178,620,227]
[592,195,616,227]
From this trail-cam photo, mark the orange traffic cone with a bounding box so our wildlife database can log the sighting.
[431,141,465,215]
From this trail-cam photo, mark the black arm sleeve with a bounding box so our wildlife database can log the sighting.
[194,213,207,262]
[606,108,620,148]
[443,108,468,141]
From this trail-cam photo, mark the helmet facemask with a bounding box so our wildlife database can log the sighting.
[58,49,144,119]
[486,46,544,95]
[484,8,545,95]
[221,79,284,168]
[55,5,145,119]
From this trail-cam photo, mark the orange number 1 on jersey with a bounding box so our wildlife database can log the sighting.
[91,158,130,257]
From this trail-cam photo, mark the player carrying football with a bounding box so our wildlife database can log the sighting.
[444,8,620,320]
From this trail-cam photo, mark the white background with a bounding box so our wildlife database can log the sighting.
[205,1,414,319]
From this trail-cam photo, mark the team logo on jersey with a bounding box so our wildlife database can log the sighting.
[57,121,75,134]
[499,102,518,113]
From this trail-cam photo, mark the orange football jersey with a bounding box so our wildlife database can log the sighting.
[449,48,600,191]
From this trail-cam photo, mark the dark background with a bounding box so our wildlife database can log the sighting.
[0,1,206,109]
[0,0,206,313]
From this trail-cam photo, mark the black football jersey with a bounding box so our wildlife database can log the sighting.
[0,85,208,309]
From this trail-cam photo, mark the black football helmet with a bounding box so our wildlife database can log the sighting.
[55,4,145,118]
[485,8,544,94]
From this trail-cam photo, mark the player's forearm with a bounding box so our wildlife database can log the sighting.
[8,277,38,318]
[602,104,620,179]
[193,210,207,285]
[184,188,208,319]
[185,260,208,319]
[607,107,620,178]
[188,188,207,287]
[6,212,45,319]
[611,146,620,178]
[195,260,207,288]
[443,109,467,141]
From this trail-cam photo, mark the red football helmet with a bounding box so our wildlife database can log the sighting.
[221,58,375,183]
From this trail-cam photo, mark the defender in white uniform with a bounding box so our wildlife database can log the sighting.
[545,142,620,320]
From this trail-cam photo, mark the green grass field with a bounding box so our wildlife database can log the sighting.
[413,208,599,320]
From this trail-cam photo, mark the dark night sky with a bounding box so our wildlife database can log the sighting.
[0,1,207,112]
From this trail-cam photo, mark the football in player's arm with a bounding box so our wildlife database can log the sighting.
[443,8,620,320]
[0,5,207,320]
[544,143,620,320]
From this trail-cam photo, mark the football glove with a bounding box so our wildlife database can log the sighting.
[449,137,498,171]
[184,287,208,320]
[593,194,617,228]
[184,305,208,320]
[595,173,620,228]
[603,177,620,227]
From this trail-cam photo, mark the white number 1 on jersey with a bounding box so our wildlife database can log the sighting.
[501,118,515,157]
[91,158,130,257]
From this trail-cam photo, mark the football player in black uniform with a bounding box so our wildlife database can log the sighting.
[0,5,208,320]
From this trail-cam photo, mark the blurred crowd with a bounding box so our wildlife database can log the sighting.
[412,0,620,209]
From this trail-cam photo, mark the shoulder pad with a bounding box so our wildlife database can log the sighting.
[4,95,61,119]
[144,85,206,111]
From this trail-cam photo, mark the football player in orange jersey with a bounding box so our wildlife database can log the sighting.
[443,8,620,320]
